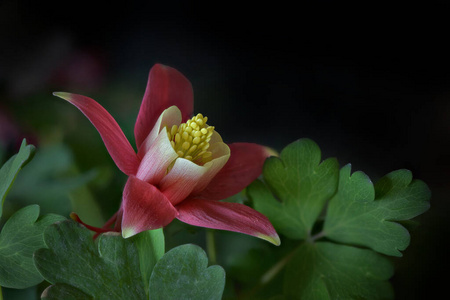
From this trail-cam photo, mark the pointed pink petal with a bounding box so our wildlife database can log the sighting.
[194,143,275,200]
[176,198,280,245]
[134,64,194,149]
[54,92,140,175]
[121,176,178,238]
[136,129,178,184]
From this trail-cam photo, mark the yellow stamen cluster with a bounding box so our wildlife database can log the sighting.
[167,113,215,165]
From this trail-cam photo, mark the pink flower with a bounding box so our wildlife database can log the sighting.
[55,64,280,245]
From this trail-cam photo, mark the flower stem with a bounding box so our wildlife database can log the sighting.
[206,229,217,265]
[101,211,119,229]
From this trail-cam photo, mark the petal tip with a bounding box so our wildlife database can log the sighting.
[257,232,281,246]
[53,91,73,101]
[152,63,168,71]
[264,146,279,158]
[121,227,137,239]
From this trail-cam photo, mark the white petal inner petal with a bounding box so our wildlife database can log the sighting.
[192,142,230,194]
[139,106,182,154]
[159,158,208,206]
[136,130,178,184]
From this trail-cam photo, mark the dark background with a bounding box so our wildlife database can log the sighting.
[1,1,448,299]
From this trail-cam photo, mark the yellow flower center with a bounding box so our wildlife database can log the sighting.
[166,113,215,165]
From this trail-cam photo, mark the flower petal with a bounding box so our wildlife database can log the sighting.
[191,142,230,194]
[137,105,182,158]
[134,64,194,149]
[121,176,178,238]
[54,92,140,175]
[208,129,224,144]
[194,143,275,200]
[136,129,178,184]
[159,158,208,206]
[176,198,280,245]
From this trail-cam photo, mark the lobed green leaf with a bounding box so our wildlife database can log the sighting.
[247,138,431,299]
[250,138,339,239]
[34,220,146,300]
[323,164,431,256]
[0,205,65,288]
[149,244,225,300]
[284,242,394,300]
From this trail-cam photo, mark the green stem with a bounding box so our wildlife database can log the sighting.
[309,230,325,243]
[260,247,297,284]
[0,286,3,300]
[206,229,217,265]
[246,232,325,297]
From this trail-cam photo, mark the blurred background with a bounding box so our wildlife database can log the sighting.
[1,1,448,299]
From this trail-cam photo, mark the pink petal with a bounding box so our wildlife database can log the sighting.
[136,129,178,185]
[121,176,178,238]
[54,92,140,175]
[194,143,275,200]
[159,158,208,206]
[176,198,280,245]
[134,64,194,150]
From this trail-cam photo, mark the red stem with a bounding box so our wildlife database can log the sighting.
[70,212,120,239]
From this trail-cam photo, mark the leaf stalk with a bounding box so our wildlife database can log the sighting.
[206,229,217,265]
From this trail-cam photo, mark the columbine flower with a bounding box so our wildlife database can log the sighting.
[55,64,280,245]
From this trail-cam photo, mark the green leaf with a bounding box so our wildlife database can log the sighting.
[0,139,35,219]
[130,228,165,293]
[245,139,431,299]
[323,164,431,256]
[41,284,92,300]
[249,139,339,239]
[8,143,99,218]
[149,244,225,300]
[284,242,394,300]
[34,220,146,300]
[0,205,65,288]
